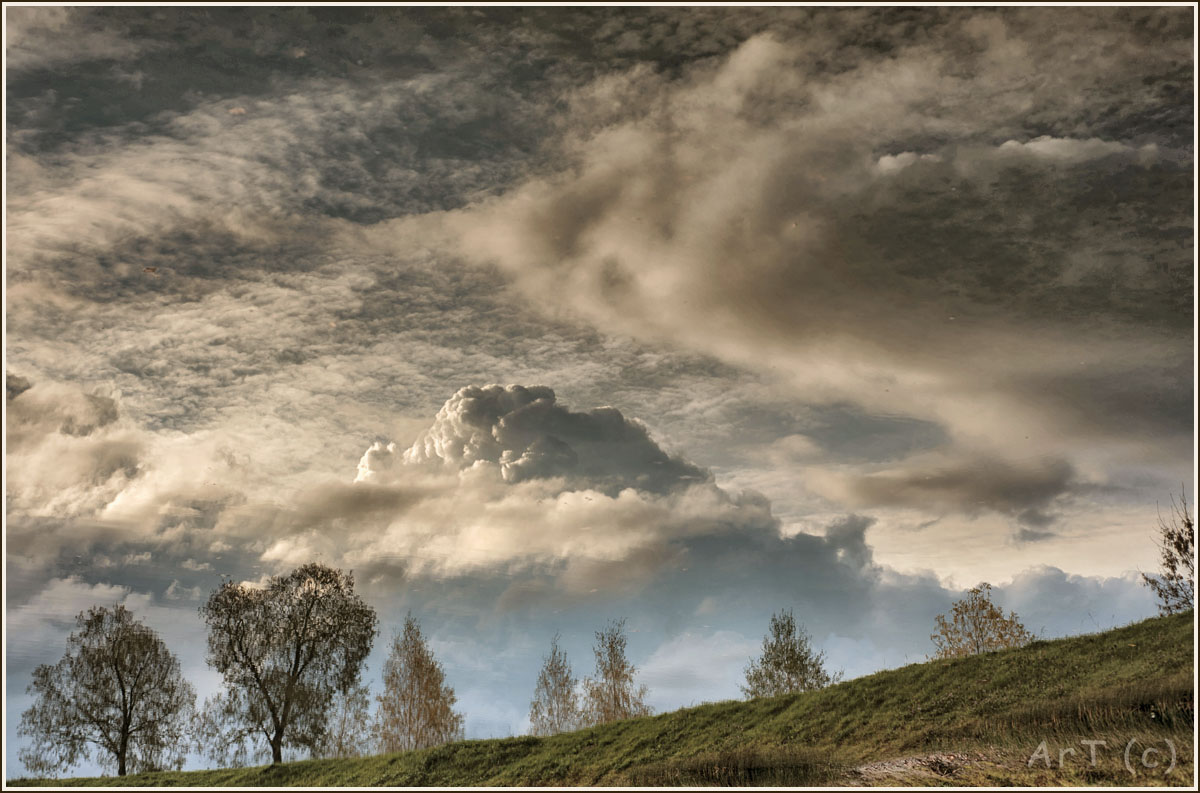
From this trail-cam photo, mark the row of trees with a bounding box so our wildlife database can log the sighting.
[9,570,990,776]
[528,621,651,736]
[18,565,659,776]
[20,498,1194,777]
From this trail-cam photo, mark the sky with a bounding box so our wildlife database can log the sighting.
[3,3,1195,778]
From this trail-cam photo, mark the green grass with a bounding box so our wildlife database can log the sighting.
[10,611,1193,787]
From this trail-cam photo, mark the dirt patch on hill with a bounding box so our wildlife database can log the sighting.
[844,751,995,784]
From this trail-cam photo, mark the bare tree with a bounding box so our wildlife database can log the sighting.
[374,613,464,753]
[198,563,377,766]
[529,634,581,736]
[742,609,841,699]
[582,619,651,726]
[930,583,1033,660]
[18,604,195,777]
[1141,491,1195,615]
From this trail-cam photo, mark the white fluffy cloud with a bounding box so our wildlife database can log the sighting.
[394,384,710,493]
[271,384,779,589]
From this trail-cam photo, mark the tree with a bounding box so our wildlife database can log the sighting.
[581,619,651,726]
[374,613,464,753]
[315,683,373,759]
[198,563,377,766]
[529,634,581,736]
[930,583,1034,660]
[1140,491,1195,615]
[741,609,841,699]
[18,604,195,777]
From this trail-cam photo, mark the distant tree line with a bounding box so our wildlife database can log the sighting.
[19,497,1194,776]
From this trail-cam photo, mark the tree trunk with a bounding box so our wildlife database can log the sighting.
[271,733,284,765]
[118,726,129,775]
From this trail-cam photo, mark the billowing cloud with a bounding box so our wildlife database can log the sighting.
[448,12,1192,525]
[395,384,710,494]
[5,374,271,570]
[5,375,146,521]
[268,384,777,589]
[996,566,1157,638]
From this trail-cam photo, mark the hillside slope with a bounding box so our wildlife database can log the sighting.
[12,611,1194,787]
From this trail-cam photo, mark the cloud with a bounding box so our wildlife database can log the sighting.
[3,375,276,571]
[4,7,154,71]
[1013,527,1056,543]
[5,376,147,521]
[164,579,204,601]
[808,454,1077,524]
[5,8,1185,775]
[246,383,779,590]
[397,384,710,494]
[448,13,1192,523]
[7,577,137,633]
[995,136,1146,165]
[991,566,1157,639]
[640,630,760,707]
[5,577,153,681]
[6,372,33,400]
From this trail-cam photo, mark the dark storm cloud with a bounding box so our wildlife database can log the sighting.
[825,455,1077,523]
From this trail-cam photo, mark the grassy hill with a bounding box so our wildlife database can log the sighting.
[12,611,1194,787]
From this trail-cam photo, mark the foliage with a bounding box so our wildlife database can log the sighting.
[374,613,465,753]
[18,604,195,777]
[1141,491,1195,615]
[528,634,581,737]
[197,563,377,766]
[930,583,1034,659]
[581,619,651,726]
[742,609,841,698]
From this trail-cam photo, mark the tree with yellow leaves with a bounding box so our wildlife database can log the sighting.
[930,583,1033,660]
